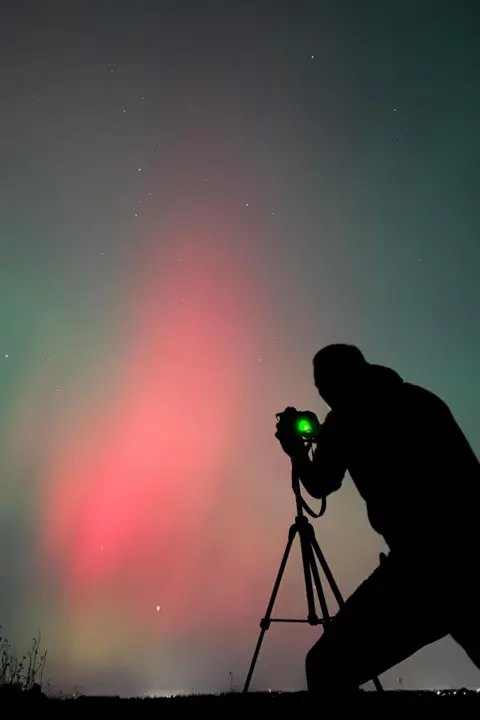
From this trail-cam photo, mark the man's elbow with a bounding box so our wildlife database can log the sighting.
[304,469,343,499]
[306,485,325,500]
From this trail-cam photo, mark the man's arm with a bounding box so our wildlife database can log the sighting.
[292,410,348,499]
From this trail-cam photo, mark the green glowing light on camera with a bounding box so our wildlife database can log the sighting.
[296,418,312,434]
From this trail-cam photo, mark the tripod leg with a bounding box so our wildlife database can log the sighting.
[243,523,298,692]
[307,542,331,625]
[298,525,321,624]
[310,533,384,692]
[310,533,345,609]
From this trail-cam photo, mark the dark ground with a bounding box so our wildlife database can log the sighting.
[1,690,480,713]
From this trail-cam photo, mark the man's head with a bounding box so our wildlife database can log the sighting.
[313,344,368,408]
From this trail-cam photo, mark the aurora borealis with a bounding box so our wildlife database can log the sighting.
[1,0,479,696]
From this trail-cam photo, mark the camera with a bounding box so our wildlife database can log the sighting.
[276,407,321,441]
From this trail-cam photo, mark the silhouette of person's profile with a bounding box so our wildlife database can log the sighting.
[282,344,480,696]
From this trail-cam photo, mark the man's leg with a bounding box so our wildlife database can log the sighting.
[451,623,480,671]
[306,553,448,695]
[450,571,480,672]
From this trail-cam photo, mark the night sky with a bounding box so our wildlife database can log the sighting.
[1,0,479,697]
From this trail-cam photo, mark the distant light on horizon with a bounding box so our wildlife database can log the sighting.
[144,689,188,698]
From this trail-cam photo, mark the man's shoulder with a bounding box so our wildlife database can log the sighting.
[369,365,447,410]
[401,381,455,427]
[403,381,449,409]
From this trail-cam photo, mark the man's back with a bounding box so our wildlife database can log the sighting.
[334,364,480,551]
[306,345,480,693]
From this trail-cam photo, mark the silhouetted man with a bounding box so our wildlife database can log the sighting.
[276,344,480,696]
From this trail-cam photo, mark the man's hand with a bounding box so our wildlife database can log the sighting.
[275,407,308,457]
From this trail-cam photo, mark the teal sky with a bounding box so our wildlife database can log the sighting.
[0,0,479,696]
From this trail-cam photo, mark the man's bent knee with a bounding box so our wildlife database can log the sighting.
[306,632,359,697]
[306,635,342,694]
[306,642,325,693]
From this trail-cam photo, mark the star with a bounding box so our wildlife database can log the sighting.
[156,605,161,612]
[137,167,142,172]
[4,353,9,358]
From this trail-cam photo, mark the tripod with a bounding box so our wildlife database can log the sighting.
[243,463,383,693]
